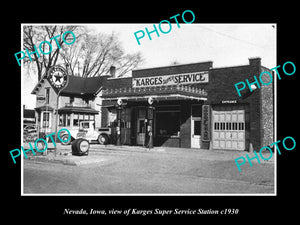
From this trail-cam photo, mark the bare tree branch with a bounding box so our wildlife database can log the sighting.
[23,25,82,81]
[61,31,144,78]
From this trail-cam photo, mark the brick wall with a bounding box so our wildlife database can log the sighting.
[180,101,192,148]
[200,58,268,151]
[104,77,132,89]
[132,61,213,78]
[260,67,274,147]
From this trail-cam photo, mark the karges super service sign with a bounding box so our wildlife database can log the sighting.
[132,71,209,87]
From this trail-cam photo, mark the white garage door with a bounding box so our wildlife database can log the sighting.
[212,105,249,150]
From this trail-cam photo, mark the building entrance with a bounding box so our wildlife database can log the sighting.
[212,104,249,150]
[191,104,202,148]
[136,108,146,145]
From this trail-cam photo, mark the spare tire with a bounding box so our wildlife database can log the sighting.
[71,138,89,156]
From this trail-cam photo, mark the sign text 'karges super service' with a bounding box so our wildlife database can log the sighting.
[132,71,208,88]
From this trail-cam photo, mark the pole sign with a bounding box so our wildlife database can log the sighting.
[47,65,69,155]
[47,65,69,92]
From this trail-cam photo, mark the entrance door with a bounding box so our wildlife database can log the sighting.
[191,105,202,148]
[137,119,146,145]
[136,108,146,145]
[191,119,201,148]
[212,105,249,150]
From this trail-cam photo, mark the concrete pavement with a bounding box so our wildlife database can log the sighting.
[24,143,275,166]
[23,143,275,194]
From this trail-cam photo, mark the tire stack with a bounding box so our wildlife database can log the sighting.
[71,138,90,156]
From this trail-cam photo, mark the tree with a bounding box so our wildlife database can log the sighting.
[23,25,81,81]
[60,31,143,78]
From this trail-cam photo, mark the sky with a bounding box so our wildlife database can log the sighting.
[23,23,276,109]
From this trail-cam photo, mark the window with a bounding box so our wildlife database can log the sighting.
[67,114,70,126]
[81,122,90,129]
[73,114,79,126]
[214,122,245,131]
[138,109,146,118]
[70,96,74,104]
[138,119,146,133]
[214,122,219,130]
[59,114,63,126]
[239,122,244,130]
[156,111,180,136]
[73,114,95,127]
[191,105,202,118]
[226,122,231,130]
[233,122,237,130]
[45,88,50,104]
[59,113,70,126]
[42,112,50,128]
[194,120,201,135]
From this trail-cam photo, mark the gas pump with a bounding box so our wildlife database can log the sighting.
[116,98,123,146]
[146,97,154,149]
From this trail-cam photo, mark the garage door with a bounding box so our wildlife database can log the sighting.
[212,105,249,150]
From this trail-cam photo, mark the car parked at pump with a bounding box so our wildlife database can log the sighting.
[59,121,111,145]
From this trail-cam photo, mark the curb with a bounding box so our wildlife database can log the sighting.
[25,154,108,166]
[26,156,76,166]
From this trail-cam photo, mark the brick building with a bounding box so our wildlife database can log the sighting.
[31,57,273,151]
[100,57,274,151]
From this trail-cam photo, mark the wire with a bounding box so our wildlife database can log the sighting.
[198,25,268,50]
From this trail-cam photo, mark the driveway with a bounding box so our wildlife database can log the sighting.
[23,145,275,194]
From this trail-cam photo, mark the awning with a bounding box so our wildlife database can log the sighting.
[34,105,54,112]
[101,85,207,102]
[58,106,99,114]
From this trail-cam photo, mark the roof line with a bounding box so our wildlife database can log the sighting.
[133,61,213,72]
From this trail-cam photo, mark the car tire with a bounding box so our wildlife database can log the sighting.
[98,134,109,145]
[60,134,72,145]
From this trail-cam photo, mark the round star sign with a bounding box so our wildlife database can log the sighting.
[48,65,68,90]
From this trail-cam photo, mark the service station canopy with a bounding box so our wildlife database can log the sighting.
[101,85,208,102]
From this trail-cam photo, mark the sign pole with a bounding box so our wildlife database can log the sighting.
[54,89,63,156]
[47,65,69,156]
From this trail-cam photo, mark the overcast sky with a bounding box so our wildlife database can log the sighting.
[23,23,276,109]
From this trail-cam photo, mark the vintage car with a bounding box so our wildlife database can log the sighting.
[59,121,111,145]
